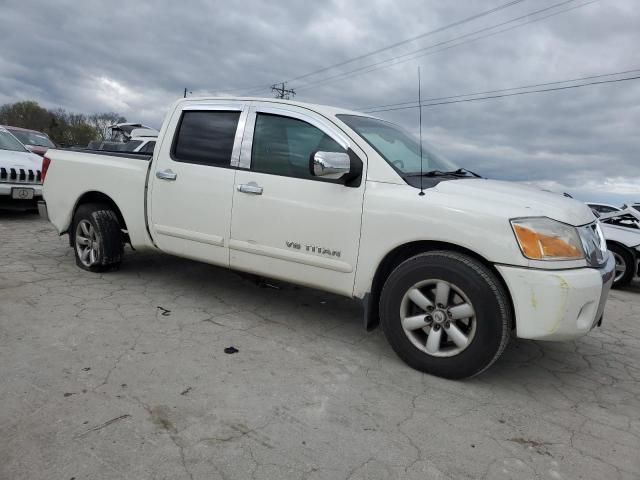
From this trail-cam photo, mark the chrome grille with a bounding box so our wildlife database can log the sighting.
[0,167,42,184]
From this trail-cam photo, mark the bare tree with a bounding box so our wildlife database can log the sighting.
[88,112,127,141]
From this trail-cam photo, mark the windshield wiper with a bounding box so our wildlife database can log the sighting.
[407,168,482,178]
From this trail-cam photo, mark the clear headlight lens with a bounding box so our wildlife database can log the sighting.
[511,217,584,260]
[577,221,608,266]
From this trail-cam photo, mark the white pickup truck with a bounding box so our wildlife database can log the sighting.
[40,97,615,378]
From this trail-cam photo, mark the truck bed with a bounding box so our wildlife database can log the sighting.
[43,149,154,249]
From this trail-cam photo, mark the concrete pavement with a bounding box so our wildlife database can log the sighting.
[1,211,639,479]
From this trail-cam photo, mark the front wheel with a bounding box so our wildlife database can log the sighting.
[379,251,511,379]
[608,243,635,288]
[72,203,123,272]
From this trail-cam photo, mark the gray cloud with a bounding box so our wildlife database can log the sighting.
[1,0,638,203]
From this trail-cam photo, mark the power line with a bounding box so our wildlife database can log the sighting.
[294,0,591,91]
[293,0,595,92]
[360,75,640,114]
[238,0,530,95]
[271,82,296,99]
[356,68,640,112]
[285,0,530,84]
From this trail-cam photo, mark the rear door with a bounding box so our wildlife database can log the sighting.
[148,101,248,266]
[229,103,367,296]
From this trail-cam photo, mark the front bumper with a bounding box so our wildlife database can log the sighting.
[0,183,43,210]
[496,252,615,341]
[0,183,43,197]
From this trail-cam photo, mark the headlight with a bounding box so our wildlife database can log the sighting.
[511,217,584,260]
[577,221,608,266]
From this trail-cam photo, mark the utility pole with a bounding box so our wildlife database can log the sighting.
[271,82,296,100]
[183,88,188,98]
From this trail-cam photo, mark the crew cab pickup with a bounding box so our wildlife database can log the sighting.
[40,97,615,379]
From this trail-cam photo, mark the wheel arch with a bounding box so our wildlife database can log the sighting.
[363,240,515,331]
[606,239,636,257]
[606,239,638,282]
[69,191,128,246]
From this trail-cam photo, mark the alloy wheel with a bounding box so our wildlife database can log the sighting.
[400,279,477,357]
[75,219,100,267]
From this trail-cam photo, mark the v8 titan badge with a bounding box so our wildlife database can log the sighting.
[11,188,34,200]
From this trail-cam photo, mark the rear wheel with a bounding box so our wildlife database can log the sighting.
[379,251,511,379]
[608,243,635,288]
[72,203,123,272]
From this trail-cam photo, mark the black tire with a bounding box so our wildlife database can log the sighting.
[608,243,635,288]
[379,251,511,379]
[71,203,123,272]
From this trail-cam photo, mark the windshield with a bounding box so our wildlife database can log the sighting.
[0,129,29,152]
[8,129,55,148]
[337,114,457,175]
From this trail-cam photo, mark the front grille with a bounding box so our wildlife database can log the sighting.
[0,167,42,185]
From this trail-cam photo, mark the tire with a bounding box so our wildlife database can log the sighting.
[71,203,123,272]
[608,243,635,288]
[379,251,511,379]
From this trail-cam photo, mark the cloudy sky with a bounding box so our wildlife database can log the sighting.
[1,0,638,204]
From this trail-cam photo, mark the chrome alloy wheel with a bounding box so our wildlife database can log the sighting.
[75,219,100,268]
[612,251,627,284]
[400,279,477,357]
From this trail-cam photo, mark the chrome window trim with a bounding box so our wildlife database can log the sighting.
[238,106,256,170]
[237,103,350,170]
[231,106,249,167]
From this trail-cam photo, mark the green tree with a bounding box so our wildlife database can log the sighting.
[0,101,51,132]
[0,100,125,147]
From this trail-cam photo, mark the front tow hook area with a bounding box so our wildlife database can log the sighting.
[37,200,48,220]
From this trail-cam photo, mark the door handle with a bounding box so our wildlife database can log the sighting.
[156,169,177,181]
[237,183,263,195]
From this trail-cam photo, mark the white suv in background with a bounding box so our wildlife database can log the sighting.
[0,126,43,209]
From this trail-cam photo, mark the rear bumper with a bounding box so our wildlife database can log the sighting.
[497,252,615,341]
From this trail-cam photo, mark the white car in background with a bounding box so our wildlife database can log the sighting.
[587,202,624,216]
[587,203,640,287]
[0,126,44,210]
[87,129,157,154]
[126,130,157,154]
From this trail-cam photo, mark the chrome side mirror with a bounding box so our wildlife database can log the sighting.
[310,151,350,179]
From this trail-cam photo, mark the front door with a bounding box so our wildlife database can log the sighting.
[229,104,366,296]
[148,102,247,266]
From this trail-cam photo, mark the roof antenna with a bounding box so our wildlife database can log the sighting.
[418,67,425,196]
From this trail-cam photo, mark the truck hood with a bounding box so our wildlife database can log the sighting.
[435,179,596,226]
[0,149,43,170]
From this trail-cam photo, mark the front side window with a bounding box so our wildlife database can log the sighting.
[172,111,240,166]
[251,113,345,179]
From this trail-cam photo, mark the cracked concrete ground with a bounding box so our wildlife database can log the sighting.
[1,211,639,480]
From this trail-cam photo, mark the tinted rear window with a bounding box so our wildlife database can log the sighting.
[172,111,240,166]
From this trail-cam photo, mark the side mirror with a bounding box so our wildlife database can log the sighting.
[310,151,351,179]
